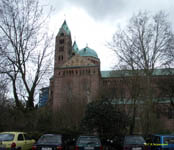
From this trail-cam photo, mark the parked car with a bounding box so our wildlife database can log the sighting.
[146,134,174,150]
[123,135,147,150]
[75,135,102,150]
[0,132,35,150]
[32,134,66,150]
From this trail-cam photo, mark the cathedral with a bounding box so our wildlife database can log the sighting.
[38,20,174,131]
[49,20,102,110]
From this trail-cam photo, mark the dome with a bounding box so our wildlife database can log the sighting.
[78,46,98,59]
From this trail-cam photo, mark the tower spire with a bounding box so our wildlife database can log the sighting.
[58,20,71,35]
[72,41,79,54]
[55,20,72,67]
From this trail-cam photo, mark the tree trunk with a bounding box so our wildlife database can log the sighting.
[129,102,136,134]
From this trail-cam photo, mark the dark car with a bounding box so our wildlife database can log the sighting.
[123,135,146,150]
[75,136,102,150]
[32,134,66,150]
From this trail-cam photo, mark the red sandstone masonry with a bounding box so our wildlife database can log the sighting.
[50,21,174,131]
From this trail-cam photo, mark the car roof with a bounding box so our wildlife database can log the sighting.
[125,135,144,137]
[42,134,62,136]
[0,132,26,134]
[78,135,99,138]
[153,134,174,137]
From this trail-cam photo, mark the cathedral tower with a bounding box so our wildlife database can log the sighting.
[54,20,72,68]
[52,20,100,110]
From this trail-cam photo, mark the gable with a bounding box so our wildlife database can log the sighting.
[61,55,96,68]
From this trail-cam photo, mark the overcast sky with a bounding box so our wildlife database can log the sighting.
[45,0,174,70]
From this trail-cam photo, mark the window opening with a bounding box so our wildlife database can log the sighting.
[59,39,64,44]
[18,134,24,141]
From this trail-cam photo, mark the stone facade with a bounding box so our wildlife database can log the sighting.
[49,20,174,131]
[50,20,101,110]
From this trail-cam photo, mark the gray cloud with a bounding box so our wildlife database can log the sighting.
[48,0,174,25]
[67,0,126,20]
[48,0,127,21]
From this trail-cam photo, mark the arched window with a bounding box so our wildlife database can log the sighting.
[59,39,64,44]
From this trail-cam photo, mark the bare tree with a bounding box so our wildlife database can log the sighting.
[108,11,174,134]
[104,72,147,134]
[122,75,143,134]
[109,11,174,73]
[156,74,174,108]
[0,77,8,101]
[0,0,53,109]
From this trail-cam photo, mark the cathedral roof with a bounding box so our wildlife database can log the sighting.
[72,41,79,53]
[101,68,174,78]
[58,20,71,35]
[78,46,98,59]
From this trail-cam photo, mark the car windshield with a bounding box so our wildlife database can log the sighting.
[37,135,61,144]
[77,137,101,146]
[124,136,145,145]
[0,134,15,141]
[164,137,174,144]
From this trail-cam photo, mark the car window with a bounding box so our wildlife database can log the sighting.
[0,134,14,141]
[164,137,174,144]
[124,136,145,145]
[37,135,62,144]
[24,134,31,140]
[18,134,24,141]
[77,137,101,145]
[153,136,161,144]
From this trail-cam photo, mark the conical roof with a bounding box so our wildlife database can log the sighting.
[72,41,79,53]
[58,20,71,35]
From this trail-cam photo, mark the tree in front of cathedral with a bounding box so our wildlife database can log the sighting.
[0,0,53,109]
[80,98,129,138]
[108,10,174,135]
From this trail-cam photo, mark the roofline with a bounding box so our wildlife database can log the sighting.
[82,55,100,60]
[40,86,49,90]
[42,134,62,136]
[0,131,26,134]
[79,47,99,59]
[55,65,100,69]
[101,68,174,78]
[153,134,174,137]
